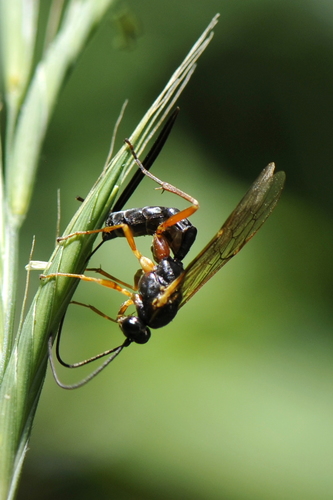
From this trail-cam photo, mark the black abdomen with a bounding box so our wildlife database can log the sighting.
[103,206,197,260]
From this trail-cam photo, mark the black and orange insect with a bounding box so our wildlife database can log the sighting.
[41,111,285,388]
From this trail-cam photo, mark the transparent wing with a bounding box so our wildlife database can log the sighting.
[179,163,286,307]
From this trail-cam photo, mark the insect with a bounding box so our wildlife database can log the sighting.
[41,117,285,389]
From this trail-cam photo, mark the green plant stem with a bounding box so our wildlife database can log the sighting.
[0,11,219,499]
[1,218,20,372]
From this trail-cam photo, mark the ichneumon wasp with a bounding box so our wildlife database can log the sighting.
[41,110,285,389]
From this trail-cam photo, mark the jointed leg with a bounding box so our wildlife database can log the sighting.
[124,139,199,234]
[117,298,135,317]
[57,223,125,242]
[71,300,118,323]
[86,267,135,291]
[152,272,184,308]
[40,272,133,298]
[57,222,154,273]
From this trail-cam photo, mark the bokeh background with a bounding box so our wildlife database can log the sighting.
[15,1,333,499]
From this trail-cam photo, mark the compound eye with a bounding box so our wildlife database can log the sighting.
[120,316,151,344]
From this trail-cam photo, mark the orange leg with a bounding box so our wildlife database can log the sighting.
[56,224,125,242]
[40,272,133,298]
[117,298,135,317]
[124,139,199,234]
[86,267,135,291]
[152,272,184,308]
[57,222,154,273]
[155,204,198,235]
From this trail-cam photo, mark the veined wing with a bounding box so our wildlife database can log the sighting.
[179,163,285,307]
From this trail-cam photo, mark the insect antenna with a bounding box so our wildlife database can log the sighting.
[48,314,131,389]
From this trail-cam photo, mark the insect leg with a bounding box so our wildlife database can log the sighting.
[117,298,135,316]
[40,272,133,297]
[57,222,155,273]
[86,267,135,290]
[113,108,180,212]
[57,223,127,242]
[71,300,118,324]
[151,273,184,308]
[124,138,199,233]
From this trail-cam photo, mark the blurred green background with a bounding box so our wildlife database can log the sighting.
[15,1,333,499]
